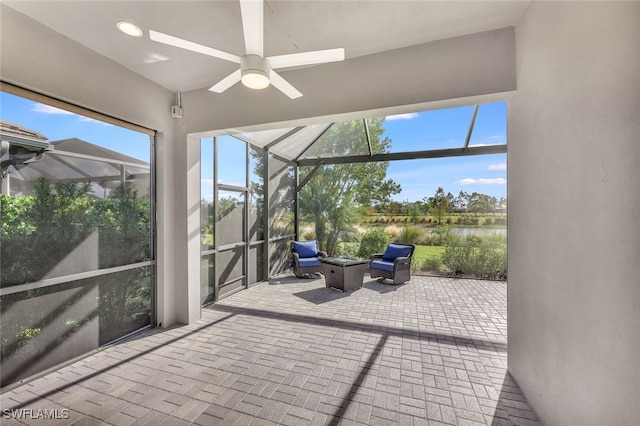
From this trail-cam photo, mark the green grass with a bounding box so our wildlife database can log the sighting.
[412,245,445,266]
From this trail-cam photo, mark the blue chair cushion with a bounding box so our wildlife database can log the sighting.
[382,244,412,261]
[292,240,318,258]
[371,259,395,272]
[298,257,321,267]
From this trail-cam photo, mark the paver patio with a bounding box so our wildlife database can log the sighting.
[0,275,540,425]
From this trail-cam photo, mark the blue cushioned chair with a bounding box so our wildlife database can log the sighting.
[369,243,415,284]
[291,240,327,278]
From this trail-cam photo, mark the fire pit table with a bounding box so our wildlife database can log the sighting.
[321,257,369,292]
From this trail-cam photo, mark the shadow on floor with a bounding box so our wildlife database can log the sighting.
[271,273,405,295]
[491,372,542,425]
[268,274,323,285]
[362,279,406,294]
[293,286,352,304]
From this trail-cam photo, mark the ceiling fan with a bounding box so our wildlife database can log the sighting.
[149,0,345,99]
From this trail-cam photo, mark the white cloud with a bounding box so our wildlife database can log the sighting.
[32,103,74,115]
[32,103,112,126]
[457,178,506,185]
[79,116,112,126]
[489,163,507,171]
[473,134,506,143]
[386,113,418,121]
[201,179,214,186]
[484,134,506,141]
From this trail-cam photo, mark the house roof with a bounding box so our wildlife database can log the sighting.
[5,137,149,187]
[51,138,148,166]
[0,119,50,151]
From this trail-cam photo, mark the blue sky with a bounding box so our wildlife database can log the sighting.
[1,91,506,203]
[0,92,151,162]
[383,102,507,202]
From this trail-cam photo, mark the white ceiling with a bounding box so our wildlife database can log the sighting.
[4,1,530,93]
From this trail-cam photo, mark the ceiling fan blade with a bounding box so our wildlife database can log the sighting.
[239,0,264,56]
[269,70,302,99]
[149,30,241,64]
[209,69,242,93]
[268,48,345,69]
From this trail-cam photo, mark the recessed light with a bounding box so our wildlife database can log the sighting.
[116,21,143,38]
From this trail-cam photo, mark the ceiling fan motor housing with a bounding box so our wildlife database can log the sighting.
[241,54,271,89]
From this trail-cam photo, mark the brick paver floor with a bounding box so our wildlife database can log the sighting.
[1,275,541,425]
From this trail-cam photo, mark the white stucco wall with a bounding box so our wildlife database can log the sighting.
[508,2,640,424]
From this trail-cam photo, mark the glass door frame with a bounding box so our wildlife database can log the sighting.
[201,136,255,304]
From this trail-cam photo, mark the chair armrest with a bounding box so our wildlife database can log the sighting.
[393,256,412,269]
[292,252,301,262]
[370,253,384,261]
[318,251,328,259]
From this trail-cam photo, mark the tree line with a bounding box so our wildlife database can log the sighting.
[373,187,507,224]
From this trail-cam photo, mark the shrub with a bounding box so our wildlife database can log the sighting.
[441,234,472,276]
[493,217,507,226]
[431,225,450,246]
[301,230,315,240]
[356,228,390,258]
[384,225,400,240]
[441,233,507,279]
[398,226,423,244]
[417,233,436,246]
[1,179,151,285]
[458,216,480,226]
[420,255,443,273]
[337,242,359,257]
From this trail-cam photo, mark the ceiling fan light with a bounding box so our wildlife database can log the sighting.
[240,54,271,90]
[241,70,270,90]
[116,21,143,37]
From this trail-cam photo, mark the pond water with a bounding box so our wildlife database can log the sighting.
[302,224,508,237]
[448,227,507,236]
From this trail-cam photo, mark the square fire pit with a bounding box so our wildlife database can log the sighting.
[321,257,369,292]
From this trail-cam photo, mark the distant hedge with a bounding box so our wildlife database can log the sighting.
[1,178,151,286]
